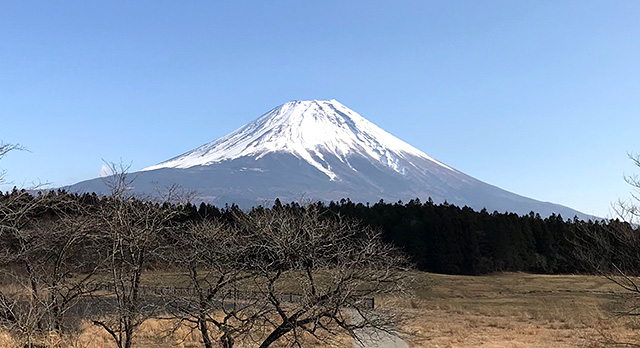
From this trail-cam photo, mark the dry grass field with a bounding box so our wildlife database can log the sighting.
[2,272,639,347]
[397,272,640,347]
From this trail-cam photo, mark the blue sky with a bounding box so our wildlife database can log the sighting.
[1,1,639,217]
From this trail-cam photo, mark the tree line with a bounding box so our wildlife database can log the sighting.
[3,188,632,279]
[190,197,635,276]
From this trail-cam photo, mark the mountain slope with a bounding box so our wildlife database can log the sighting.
[70,100,590,219]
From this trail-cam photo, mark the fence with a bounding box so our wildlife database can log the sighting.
[95,284,374,309]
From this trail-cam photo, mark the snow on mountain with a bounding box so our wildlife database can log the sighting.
[142,100,454,180]
[69,99,591,219]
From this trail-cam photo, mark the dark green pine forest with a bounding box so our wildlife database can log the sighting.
[187,197,632,276]
[2,189,634,276]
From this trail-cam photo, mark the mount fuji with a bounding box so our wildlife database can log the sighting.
[70,100,589,219]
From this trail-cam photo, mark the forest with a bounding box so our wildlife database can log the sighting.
[190,196,634,276]
[3,188,631,277]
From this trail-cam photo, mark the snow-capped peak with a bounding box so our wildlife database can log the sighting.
[142,99,453,179]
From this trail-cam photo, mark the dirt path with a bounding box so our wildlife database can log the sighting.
[347,309,410,348]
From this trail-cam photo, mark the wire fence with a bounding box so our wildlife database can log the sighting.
[94,283,374,309]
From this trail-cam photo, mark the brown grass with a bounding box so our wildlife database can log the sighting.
[2,272,640,347]
[0,316,351,348]
[393,272,640,347]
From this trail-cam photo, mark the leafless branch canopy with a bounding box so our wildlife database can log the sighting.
[0,142,25,185]
[162,204,413,348]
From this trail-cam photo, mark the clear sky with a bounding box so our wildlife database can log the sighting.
[1,1,639,218]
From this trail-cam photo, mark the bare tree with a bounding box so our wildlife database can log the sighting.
[572,153,640,345]
[92,161,184,348]
[232,204,412,348]
[614,154,640,226]
[165,219,263,348]
[26,200,105,334]
[576,154,640,275]
[164,204,412,348]
[0,141,24,186]
[0,191,105,346]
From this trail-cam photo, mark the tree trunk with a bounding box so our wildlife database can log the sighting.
[199,312,213,348]
[220,331,234,348]
[259,323,291,348]
[124,325,133,348]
